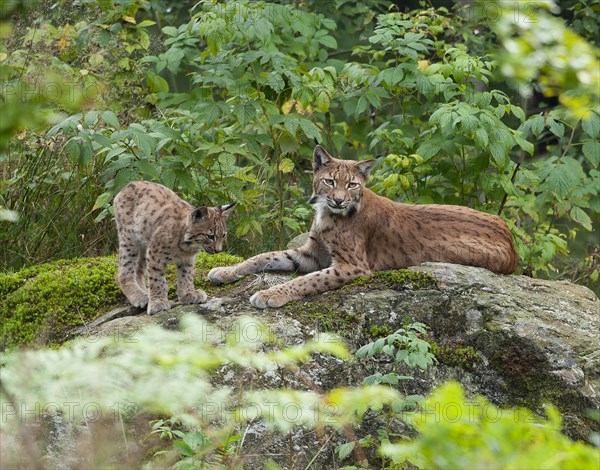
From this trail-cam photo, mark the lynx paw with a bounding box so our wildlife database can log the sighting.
[249,289,290,309]
[179,290,208,304]
[127,292,149,309]
[147,298,171,315]
[208,266,242,284]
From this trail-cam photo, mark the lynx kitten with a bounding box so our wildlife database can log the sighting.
[208,145,517,308]
[114,181,235,314]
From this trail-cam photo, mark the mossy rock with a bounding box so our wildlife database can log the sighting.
[349,269,434,290]
[430,340,480,370]
[281,269,434,338]
[0,252,242,350]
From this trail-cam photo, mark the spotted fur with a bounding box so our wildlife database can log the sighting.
[114,181,235,314]
[208,145,517,308]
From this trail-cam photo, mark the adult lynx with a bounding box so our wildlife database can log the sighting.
[114,181,235,314]
[208,145,517,308]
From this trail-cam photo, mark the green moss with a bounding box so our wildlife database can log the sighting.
[283,294,360,337]
[430,340,480,370]
[368,324,393,338]
[277,270,433,336]
[349,269,434,290]
[166,252,243,296]
[0,257,122,350]
[0,252,242,350]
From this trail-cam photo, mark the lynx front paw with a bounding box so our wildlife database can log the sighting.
[249,289,290,309]
[127,292,149,309]
[208,266,242,284]
[179,290,208,304]
[147,298,171,315]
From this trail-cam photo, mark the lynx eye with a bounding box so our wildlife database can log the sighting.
[347,181,360,189]
[323,178,335,186]
[207,234,215,241]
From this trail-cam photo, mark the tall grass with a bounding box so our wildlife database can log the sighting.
[0,135,115,271]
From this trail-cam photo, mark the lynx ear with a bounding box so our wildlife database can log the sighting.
[219,202,236,218]
[313,145,333,172]
[355,159,377,179]
[192,206,209,222]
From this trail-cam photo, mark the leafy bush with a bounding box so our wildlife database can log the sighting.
[2,316,596,469]
[381,382,600,469]
[1,0,598,287]
[0,314,397,468]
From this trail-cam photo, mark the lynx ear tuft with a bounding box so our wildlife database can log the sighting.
[355,159,377,179]
[192,206,209,221]
[220,202,237,218]
[313,145,333,172]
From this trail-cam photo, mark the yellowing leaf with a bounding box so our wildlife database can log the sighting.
[56,37,68,51]
[281,100,295,115]
[122,16,136,24]
[279,158,295,173]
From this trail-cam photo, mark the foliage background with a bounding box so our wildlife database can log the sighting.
[1,0,598,291]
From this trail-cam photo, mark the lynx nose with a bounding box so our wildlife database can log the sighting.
[332,197,344,206]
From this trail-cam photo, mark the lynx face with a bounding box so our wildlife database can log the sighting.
[183,204,236,254]
[310,146,377,217]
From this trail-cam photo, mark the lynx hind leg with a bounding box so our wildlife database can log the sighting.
[176,259,207,305]
[208,238,325,284]
[135,245,148,292]
[116,235,149,309]
[146,245,171,315]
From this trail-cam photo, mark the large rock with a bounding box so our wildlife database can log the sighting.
[76,262,599,468]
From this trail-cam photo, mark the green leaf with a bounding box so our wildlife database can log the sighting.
[582,113,599,138]
[379,67,404,86]
[474,128,489,148]
[162,26,178,37]
[298,119,321,141]
[514,134,534,155]
[530,115,545,136]
[319,35,337,49]
[355,95,368,119]
[218,153,236,168]
[544,157,583,198]
[102,111,120,129]
[84,111,99,126]
[489,142,508,168]
[92,192,112,211]
[137,161,161,180]
[146,73,169,93]
[137,20,156,28]
[511,105,526,122]
[582,140,600,166]
[236,103,257,128]
[336,442,355,461]
[547,118,565,138]
[569,206,592,231]
[416,140,441,161]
